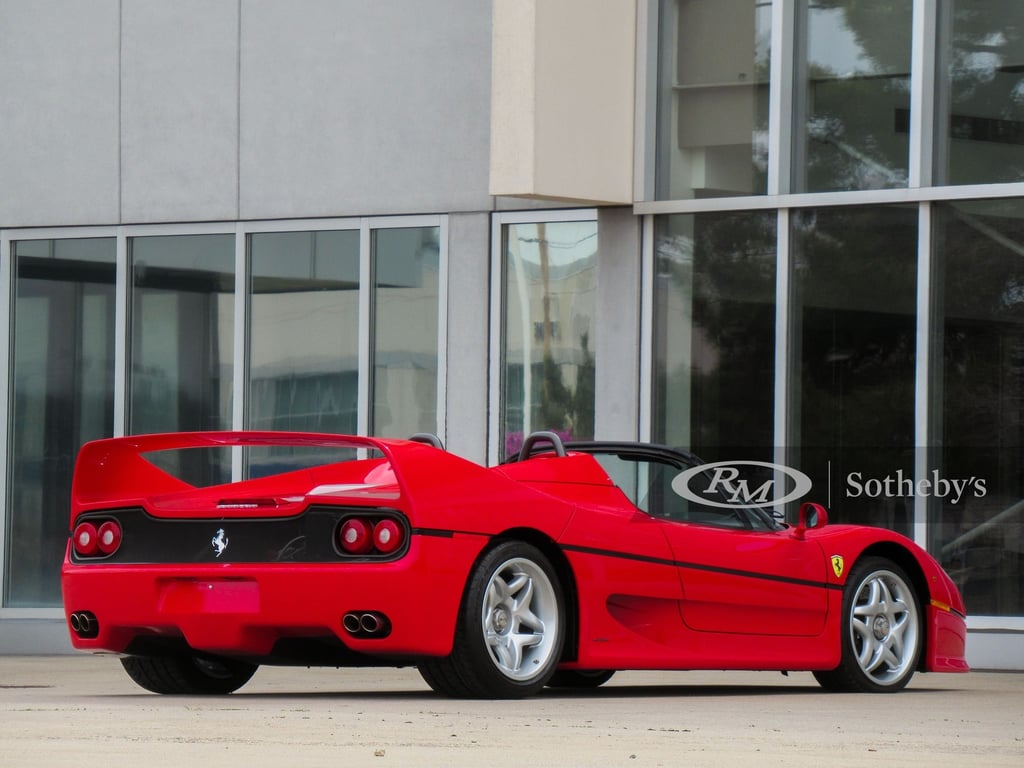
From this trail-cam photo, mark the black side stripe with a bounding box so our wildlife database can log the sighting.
[560,543,842,592]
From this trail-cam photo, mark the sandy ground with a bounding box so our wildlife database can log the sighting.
[0,655,1020,767]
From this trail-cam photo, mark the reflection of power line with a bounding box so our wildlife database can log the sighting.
[515,231,598,249]
[953,208,1024,261]
[942,498,1024,556]
[811,132,907,185]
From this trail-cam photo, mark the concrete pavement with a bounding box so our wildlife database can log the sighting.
[1,655,1020,767]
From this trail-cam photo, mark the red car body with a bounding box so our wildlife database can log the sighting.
[61,431,968,697]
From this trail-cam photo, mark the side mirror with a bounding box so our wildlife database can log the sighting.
[793,502,829,540]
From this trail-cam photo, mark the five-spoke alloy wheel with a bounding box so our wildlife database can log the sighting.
[418,540,565,698]
[814,556,921,693]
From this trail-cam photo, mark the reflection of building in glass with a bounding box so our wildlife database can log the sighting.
[502,221,598,452]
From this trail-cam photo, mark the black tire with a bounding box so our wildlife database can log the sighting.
[813,557,922,693]
[121,654,258,695]
[547,669,615,689]
[418,540,565,699]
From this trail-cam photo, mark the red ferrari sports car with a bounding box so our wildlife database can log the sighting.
[61,430,968,698]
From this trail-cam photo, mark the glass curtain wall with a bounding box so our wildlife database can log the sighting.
[931,199,1024,616]
[500,220,597,459]
[794,0,913,192]
[651,212,776,462]
[650,0,1024,637]
[129,234,235,486]
[247,230,360,476]
[370,227,441,439]
[6,238,115,606]
[655,0,772,200]
[3,221,444,608]
[935,0,1024,185]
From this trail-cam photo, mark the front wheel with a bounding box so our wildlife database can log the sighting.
[121,654,258,695]
[814,557,921,693]
[419,541,565,698]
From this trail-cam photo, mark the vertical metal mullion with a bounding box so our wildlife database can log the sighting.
[774,208,791,489]
[435,217,449,443]
[113,230,129,437]
[909,0,937,188]
[767,0,796,196]
[638,214,654,442]
[231,225,247,481]
[0,232,13,602]
[913,202,932,548]
[487,215,504,465]
[357,220,372,437]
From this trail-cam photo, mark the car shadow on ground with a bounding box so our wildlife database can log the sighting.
[94,681,961,701]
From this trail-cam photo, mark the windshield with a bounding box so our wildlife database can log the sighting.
[589,451,781,531]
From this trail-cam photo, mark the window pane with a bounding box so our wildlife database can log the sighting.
[931,199,1024,616]
[794,0,912,192]
[501,220,597,459]
[6,238,115,607]
[371,227,440,438]
[935,0,1024,185]
[656,0,771,200]
[651,211,776,462]
[129,234,234,486]
[248,230,360,475]
[790,206,918,533]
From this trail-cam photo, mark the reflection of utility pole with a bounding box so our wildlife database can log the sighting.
[511,232,532,437]
[538,222,558,430]
[538,222,551,360]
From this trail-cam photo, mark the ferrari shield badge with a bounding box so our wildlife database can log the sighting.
[831,554,845,579]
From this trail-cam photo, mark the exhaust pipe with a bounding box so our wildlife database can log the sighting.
[342,613,362,634]
[342,611,390,638]
[69,611,98,639]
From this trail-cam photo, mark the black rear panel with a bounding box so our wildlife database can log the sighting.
[70,506,407,564]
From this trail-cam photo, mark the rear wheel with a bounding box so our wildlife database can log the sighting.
[418,541,565,698]
[121,654,258,695]
[814,557,921,693]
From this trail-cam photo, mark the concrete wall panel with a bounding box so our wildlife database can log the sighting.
[120,0,240,223]
[594,207,641,439]
[0,0,120,226]
[239,0,493,219]
[443,212,491,463]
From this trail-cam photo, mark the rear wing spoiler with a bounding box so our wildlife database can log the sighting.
[70,431,442,509]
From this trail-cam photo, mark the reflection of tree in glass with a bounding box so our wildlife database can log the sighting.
[536,331,595,442]
[654,211,776,461]
[801,1,912,191]
[943,2,1024,181]
[791,206,918,530]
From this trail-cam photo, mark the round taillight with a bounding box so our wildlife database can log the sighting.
[373,519,403,554]
[73,522,99,557]
[97,521,122,555]
[339,518,372,554]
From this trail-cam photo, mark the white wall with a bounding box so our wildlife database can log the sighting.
[0,0,121,226]
[0,0,494,227]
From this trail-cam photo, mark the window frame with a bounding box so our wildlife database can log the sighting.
[488,209,599,465]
